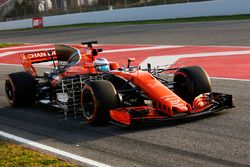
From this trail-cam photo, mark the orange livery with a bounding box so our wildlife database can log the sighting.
[5,41,234,127]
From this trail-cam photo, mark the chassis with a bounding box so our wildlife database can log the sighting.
[5,41,234,126]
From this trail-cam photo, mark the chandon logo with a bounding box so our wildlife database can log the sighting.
[27,50,56,59]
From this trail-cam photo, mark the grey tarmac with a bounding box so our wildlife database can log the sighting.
[0,20,250,167]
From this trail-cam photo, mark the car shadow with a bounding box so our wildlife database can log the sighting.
[0,102,230,143]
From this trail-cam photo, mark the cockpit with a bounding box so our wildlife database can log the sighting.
[55,45,81,73]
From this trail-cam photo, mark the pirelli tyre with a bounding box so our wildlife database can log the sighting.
[5,72,36,107]
[81,80,119,125]
[173,66,212,104]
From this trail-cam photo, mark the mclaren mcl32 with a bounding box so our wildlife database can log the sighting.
[5,41,234,126]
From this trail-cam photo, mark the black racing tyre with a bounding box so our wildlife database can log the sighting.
[5,72,36,107]
[81,80,119,125]
[173,66,211,104]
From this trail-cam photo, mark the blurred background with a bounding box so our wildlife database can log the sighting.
[0,0,211,21]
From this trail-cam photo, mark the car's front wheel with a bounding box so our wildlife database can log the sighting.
[174,66,212,104]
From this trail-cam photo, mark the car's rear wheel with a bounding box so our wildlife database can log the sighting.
[174,66,211,104]
[81,80,119,125]
[5,72,36,107]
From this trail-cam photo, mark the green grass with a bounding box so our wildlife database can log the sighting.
[0,140,78,167]
[41,14,250,30]
[0,43,23,48]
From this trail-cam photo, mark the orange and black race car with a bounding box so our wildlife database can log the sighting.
[5,41,233,127]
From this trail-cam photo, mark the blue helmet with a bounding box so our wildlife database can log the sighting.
[94,58,110,72]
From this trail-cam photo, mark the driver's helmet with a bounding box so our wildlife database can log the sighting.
[94,58,110,72]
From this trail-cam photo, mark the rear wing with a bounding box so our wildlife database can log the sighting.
[20,50,57,77]
[20,50,57,64]
[20,45,81,77]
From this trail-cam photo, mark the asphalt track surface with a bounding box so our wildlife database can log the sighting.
[1,20,250,46]
[0,21,250,167]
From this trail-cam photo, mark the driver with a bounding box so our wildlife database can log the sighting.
[94,58,110,72]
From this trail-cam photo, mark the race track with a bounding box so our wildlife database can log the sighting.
[0,21,250,167]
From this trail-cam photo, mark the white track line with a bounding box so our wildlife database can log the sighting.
[0,63,22,67]
[0,48,55,57]
[0,44,53,51]
[102,45,183,53]
[140,50,250,68]
[0,130,111,167]
[0,45,182,58]
[210,77,250,82]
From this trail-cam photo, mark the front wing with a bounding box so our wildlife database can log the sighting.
[109,92,234,127]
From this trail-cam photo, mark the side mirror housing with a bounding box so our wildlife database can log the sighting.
[127,58,135,68]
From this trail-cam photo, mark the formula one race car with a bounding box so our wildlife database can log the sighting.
[5,41,234,126]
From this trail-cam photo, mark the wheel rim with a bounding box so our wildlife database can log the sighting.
[82,88,96,120]
[5,80,14,101]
